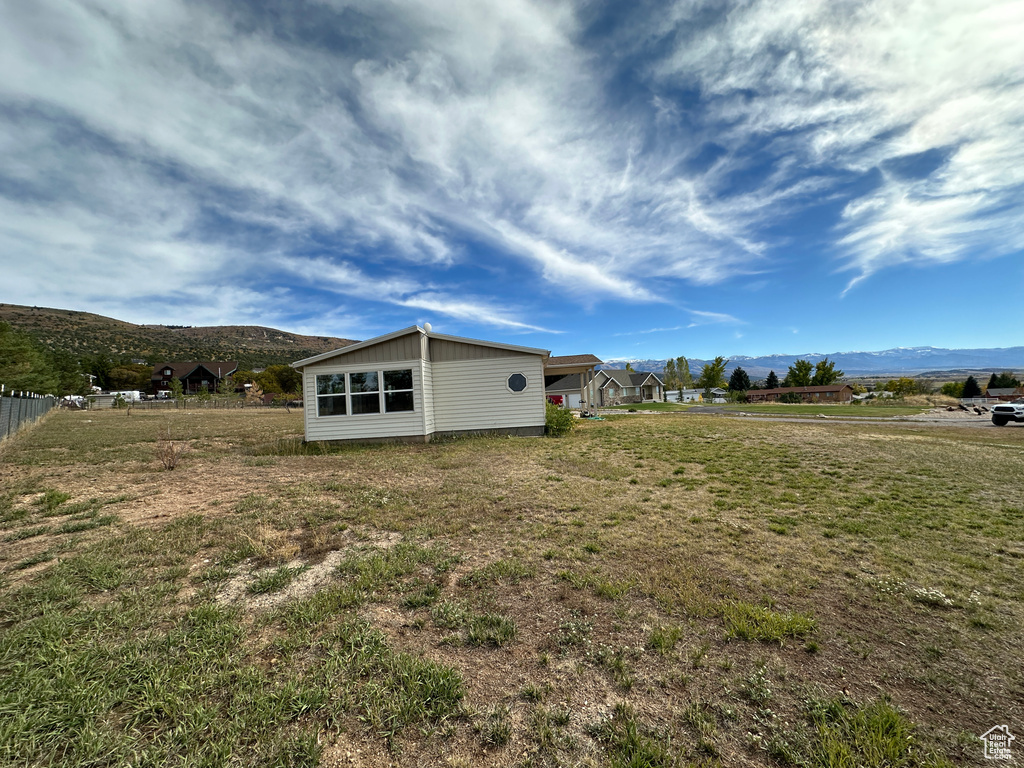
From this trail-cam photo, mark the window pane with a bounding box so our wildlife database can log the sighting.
[507,373,527,392]
[318,395,346,416]
[351,392,380,414]
[349,372,379,393]
[316,374,346,395]
[383,369,413,391]
[385,391,414,412]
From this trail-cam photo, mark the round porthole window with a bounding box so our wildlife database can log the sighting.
[507,373,528,392]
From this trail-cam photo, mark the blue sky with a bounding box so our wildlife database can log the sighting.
[2,0,1022,361]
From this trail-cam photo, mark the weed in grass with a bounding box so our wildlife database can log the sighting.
[648,625,683,655]
[57,515,117,534]
[554,617,593,652]
[743,664,772,704]
[248,565,308,595]
[722,601,816,643]
[431,600,470,630]
[34,489,72,512]
[593,645,635,690]
[458,557,535,587]
[804,697,954,767]
[155,433,187,470]
[689,642,710,668]
[11,550,57,570]
[477,704,512,747]
[520,682,549,702]
[4,524,52,542]
[400,583,440,609]
[465,612,517,647]
[683,701,719,756]
[588,702,675,767]
[530,705,574,754]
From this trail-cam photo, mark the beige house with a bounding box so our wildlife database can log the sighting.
[291,326,550,443]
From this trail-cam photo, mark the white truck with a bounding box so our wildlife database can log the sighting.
[991,400,1024,426]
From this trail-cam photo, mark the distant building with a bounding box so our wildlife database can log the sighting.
[151,362,238,395]
[746,385,854,404]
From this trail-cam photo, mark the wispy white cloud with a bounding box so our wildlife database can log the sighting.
[653,0,1024,289]
[0,0,1019,340]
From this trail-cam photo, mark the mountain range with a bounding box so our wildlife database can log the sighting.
[3,303,1021,378]
[0,303,354,369]
[603,346,1024,379]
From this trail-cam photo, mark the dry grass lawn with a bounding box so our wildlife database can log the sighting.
[1,408,1021,767]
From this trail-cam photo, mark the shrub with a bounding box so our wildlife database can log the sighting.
[545,401,575,437]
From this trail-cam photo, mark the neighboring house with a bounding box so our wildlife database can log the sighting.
[545,373,586,409]
[594,370,664,405]
[152,362,238,395]
[545,370,665,407]
[746,384,854,403]
[668,387,727,403]
[986,387,1024,401]
[291,326,550,444]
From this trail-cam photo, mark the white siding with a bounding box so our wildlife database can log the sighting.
[420,359,435,434]
[432,355,546,433]
[302,358,428,441]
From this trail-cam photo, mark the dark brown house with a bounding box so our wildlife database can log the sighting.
[746,384,854,404]
[152,362,238,395]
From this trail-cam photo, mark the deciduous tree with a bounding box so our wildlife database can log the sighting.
[696,356,728,394]
[662,359,678,390]
[676,356,692,389]
[811,358,844,386]
[782,359,813,387]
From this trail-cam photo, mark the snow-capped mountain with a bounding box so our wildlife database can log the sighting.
[602,346,1024,378]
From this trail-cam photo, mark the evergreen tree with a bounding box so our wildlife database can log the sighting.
[988,371,1020,389]
[783,359,814,387]
[765,370,779,389]
[728,367,751,391]
[962,376,982,399]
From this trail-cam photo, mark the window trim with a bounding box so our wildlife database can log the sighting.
[506,372,529,393]
[315,368,416,417]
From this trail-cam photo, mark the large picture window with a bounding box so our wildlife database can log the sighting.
[384,369,414,412]
[316,374,346,416]
[315,369,414,417]
[349,371,380,414]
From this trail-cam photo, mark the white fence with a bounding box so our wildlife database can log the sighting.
[0,390,57,442]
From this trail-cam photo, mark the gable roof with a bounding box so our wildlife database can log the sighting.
[596,370,664,388]
[546,354,603,370]
[152,362,238,380]
[545,374,583,392]
[290,326,549,368]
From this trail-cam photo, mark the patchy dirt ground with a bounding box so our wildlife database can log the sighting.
[2,409,1021,767]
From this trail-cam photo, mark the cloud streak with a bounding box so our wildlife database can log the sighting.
[0,0,1020,344]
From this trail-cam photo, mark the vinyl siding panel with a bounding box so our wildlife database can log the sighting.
[432,355,546,432]
[302,358,427,441]
[429,338,522,362]
[421,359,435,434]
[318,334,422,367]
